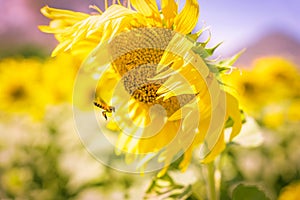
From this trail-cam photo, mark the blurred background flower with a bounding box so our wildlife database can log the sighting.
[0,0,300,199]
[223,57,300,129]
[0,53,77,120]
[278,181,300,200]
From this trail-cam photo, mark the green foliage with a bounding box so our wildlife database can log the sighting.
[232,184,270,200]
[145,173,193,200]
[0,124,73,199]
[0,45,48,59]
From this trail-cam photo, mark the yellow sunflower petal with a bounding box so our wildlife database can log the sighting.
[40,6,89,25]
[162,0,178,28]
[168,98,197,121]
[174,0,199,34]
[226,92,242,140]
[157,158,172,177]
[96,66,120,103]
[106,119,120,131]
[130,0,161,20]
[201,131,225,163]
[40,5,143,59]
[179,146,193,172]
[137,121,179,154]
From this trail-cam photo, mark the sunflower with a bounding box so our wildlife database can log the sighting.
[40,0,242,175]
[223,57,300,128]
[222,69,267,114]
[0,58,47,119]
[278,181,300,200]
[0,55,77,120]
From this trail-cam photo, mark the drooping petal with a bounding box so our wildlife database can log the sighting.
[201,131,226,163]
[40,6,90,28]
[226,92,242,140]
[40,5,145,60]
[95,66,120,102]
[198,93,227,161]
[161,0,178,28]
[136,120,180,154]
[173,0,200,34]
[130,0,161,20]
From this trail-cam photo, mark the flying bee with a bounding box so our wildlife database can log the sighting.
[93,97,115,120]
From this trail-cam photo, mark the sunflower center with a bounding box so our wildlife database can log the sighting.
[113,49,195,116]
[112,49,165,76]
[122,64,164,104]
[243,81,255,93]
[10,85,27,101]
[109,28,195,116]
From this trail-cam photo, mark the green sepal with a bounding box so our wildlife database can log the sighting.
[216,49,246,69]
[205,42,223,56]
[187,26,210,42]
[192,45,210,59]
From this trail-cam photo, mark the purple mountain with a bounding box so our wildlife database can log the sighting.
[235,31,300,67]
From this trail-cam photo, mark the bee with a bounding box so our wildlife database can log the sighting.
[93,97,115,120]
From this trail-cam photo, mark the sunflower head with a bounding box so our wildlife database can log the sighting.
[223,56,300,128]
[0,54,78,120]
[41,0,243,174]
[73,27,242,175]
[0,58,45,119]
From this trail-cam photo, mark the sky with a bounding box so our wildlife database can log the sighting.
[196,0,300,54]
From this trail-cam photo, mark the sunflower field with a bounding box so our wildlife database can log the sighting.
[0,0,299,199]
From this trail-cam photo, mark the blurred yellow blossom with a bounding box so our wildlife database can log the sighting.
[287,101,300,122]
[0,54,77,119]
[40,0,243,175]
[278,181,300,200]
[253,57,300,100]
[223,57,300,128]
[0,58,47,119]
[223,69,266,113]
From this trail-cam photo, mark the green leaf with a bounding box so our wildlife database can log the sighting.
[232,184,270,200]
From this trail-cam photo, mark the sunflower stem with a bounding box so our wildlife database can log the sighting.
[207,161,217,200]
